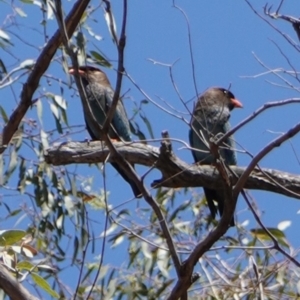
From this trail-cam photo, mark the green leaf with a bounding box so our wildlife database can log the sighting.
[0,29,10,41]
[104,10,117,44]
[168,200,191,222]
[0,59,7,76]
[90,50,112,68]
[7,209,22,217]
[4,148,18,184]
[55,214,63,229]
[75,31,85,49]
[139,113,154,139]
[20,59,35,69]
[61,108,68,126]
[130,121,147,143]
[15,7,27,17]
[250,228,289,248]
[0,230,26,246]
[49,102,59,119]
[46,0,54,20]
[85,25,102,41]
[36,99,43,127]
[54,116,63,134]
[0,106,8,123]
[251,228,285,239]
[17,261,35,271]
[31,273,59,298]
[17,157,26,194]
[72,236,79,265]
[53,95,67,110]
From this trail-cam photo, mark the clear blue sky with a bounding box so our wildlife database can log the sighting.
[1,0,300,297]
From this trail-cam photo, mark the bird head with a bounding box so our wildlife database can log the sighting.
[205,87,243,111]
[68,65,111,86]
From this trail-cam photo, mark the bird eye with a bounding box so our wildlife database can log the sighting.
[223,89,228,95]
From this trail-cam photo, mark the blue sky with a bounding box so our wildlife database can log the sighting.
[94,0,300,236]
[1,0,300,297]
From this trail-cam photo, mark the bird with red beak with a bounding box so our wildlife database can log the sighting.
[189,87,243,226]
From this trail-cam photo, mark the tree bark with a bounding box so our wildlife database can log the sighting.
[0,264,39,300]
[44,141,300,200]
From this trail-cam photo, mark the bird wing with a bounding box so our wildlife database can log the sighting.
[82,84,132,142]
[103,88,132,142]
[189,128,200,162]
[219,121,237,165]
[190,107,237,165]
[83,85,107,140]
[189,114,217,164]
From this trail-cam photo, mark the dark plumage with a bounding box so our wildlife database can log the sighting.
[69,65,141,198]
[189,87,242,226]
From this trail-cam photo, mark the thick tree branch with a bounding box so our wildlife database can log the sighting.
[167,210,234,300]
[0,0,90,153]
[0,264,39,300]
[167,138,239,299]
[44,141,300,199]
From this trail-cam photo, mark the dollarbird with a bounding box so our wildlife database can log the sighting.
[189,87,243,226]
[68,65,141,198]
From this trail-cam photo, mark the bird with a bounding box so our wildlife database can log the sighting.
[68,65,141,198]
[189,87,243,226]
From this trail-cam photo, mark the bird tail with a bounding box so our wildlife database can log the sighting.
[111,162,142,198]
[203,188,235,227]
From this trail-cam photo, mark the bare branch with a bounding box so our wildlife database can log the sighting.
[217,98,300,146]
[234,121,300,196]
[244,0,300,53]
[102,0,127,134]
[242,190,300,268]
[172,2,199,98]
[0,264,39,300]
[45,140,300,200]
[167,193,236,299]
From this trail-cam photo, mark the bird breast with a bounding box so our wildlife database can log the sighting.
[194,104,230,126]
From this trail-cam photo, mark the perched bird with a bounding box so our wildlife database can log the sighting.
[68,65,141,198]
[189,87,242,226]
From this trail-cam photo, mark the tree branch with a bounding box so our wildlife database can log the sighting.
[102,0,127,134]
[44,140,300,200]
[0,0,90,153]
[217,98,300,147]
[263,4,300,42]
[54,0,181,276]
[234,121,300,196]
[0,264,39,300]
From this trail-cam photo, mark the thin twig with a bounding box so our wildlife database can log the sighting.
[172,2,199,98]
[234,122,300,196]
[244,0,300,53]
[276,0,285,15]
[217,98,300,146]
[242,190,300,268]
[102,0,126,133]
[45,140,300,200]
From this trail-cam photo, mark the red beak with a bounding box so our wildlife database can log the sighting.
[68,67,85,76]
[231,98,243,108]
